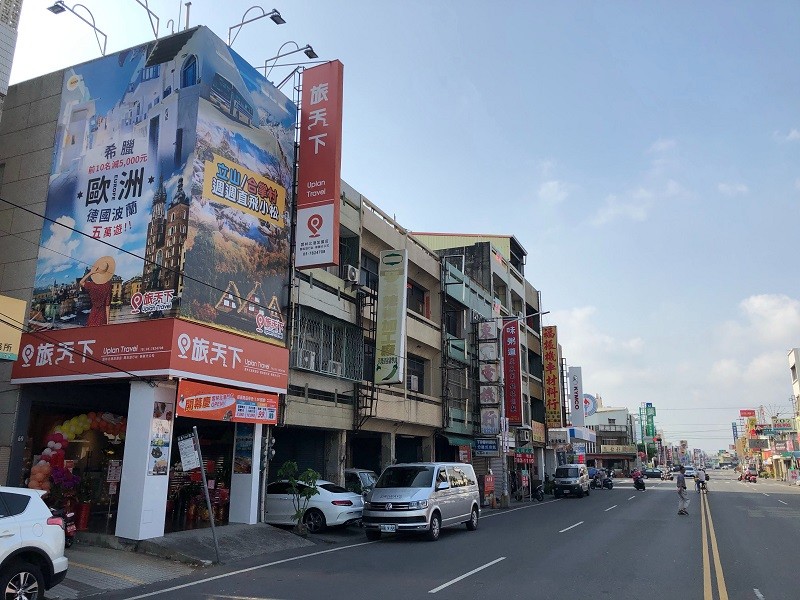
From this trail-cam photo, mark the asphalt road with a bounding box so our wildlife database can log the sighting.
[94,471,800,600]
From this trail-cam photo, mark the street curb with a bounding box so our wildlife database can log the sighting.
[75,531,212,568]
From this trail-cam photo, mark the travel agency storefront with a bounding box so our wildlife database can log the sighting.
[11,318,287,539]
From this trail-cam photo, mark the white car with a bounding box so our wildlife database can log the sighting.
[1,486,68,600]
[265,480,363,533]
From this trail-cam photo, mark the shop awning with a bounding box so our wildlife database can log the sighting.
[441,433,475,448]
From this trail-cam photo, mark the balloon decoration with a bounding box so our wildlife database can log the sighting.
[28,412,127,492]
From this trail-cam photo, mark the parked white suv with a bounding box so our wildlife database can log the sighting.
[1,486,68,600]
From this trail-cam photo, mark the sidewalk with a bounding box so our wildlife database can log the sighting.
[48,523,316,599]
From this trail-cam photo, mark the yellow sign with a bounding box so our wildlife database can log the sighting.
[0,295,27,361]
[202,153,286,228]
[601,444,636,454]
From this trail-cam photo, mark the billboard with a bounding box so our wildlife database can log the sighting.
[294,61,344,269]
[177,379,278,424]
[740,409,756,417]
[28,28,296,346]
[374,250,407,385]
[501,318,523,424]
[542,326,563,429]
[568,366,584,427]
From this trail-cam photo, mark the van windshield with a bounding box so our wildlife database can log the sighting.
[556,467,579,478]
[376,466,434,488]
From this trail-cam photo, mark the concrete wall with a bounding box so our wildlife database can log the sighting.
[0,70,64,484]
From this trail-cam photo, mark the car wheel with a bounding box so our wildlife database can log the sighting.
[427,512,441,541]
[466,506,479,531]
[303,508,326,533]
[1,561,45,600]
[365,529,381,541]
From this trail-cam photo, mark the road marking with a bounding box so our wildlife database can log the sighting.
[701,488,712,599]
[559,521,584,533]
[428,557,506,594]
[481,498,559,519]
[604,505,617,512]
[754,589,765,600]
[117,541,377,600]
[628,496,636,500]
[69,561,145,585]
[702,493,729,600]
[762,493,769,497]
[778,500,788,505]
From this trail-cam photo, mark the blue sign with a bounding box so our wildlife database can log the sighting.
[475,437,499,457]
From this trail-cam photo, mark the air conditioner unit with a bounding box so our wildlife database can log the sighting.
[346,264,359,283]
[300,349,316,369]
[409,375,419,392]
[518,429,531,442]
[326,360,343,377]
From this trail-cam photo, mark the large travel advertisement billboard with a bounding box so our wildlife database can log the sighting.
[28,27,296,346]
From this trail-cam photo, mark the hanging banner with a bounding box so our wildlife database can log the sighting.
[295,61,344,269]
[542,326,563,429]
[177,379,278,424]
[568,366,585,427]
[501,318,523,425]
[374,250,408,385]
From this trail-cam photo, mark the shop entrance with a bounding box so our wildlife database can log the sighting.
[21,382,130,534]
[166,418,233,532]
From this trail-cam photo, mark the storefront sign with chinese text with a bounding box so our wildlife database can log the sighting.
[501,319,523,424]
[374,250,407,385]
[542,326,563,429]
[177,379,278,425]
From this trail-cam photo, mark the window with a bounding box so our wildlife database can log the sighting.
[360,252,378,291]
[0,492,30,518]
[407,281,426,316]
[293,307,363,380]
[142,65,160,81]
[407,353,426,393]
[363,338,375,382]
[608,419,616,425]
[181,55,198,88]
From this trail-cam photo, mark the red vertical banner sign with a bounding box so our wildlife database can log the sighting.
[502,318,523,425]
[295,61,344,269]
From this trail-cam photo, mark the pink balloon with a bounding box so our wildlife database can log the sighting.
[47,441,56,449]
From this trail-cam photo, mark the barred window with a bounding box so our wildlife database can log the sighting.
[292,307,363,381]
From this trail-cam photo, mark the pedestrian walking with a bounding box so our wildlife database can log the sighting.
[676,465,689,515]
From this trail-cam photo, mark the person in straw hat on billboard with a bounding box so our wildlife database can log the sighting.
[79,256,116,326]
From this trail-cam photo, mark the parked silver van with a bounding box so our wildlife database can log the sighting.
[362,462,480,541]
[554,463,590,498]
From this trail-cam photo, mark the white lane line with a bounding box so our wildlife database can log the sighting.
[117,541,377,600]
[628,496,636,501]
[559,521,584,533]
[428,557,506,594]
[604,505,618,512]
[754,588,765,599]
[762,493,770,497]
[778,499,788,505]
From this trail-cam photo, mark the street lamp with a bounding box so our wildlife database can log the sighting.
[261,41,319,79]
[47,1,107,55]
[228,6,285,47]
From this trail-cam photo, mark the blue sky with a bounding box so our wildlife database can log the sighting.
[11,1,800,453]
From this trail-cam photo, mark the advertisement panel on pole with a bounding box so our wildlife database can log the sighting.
[474,438,499,457]
[740,409,756,417]
[0,295,27,360]
[568,366,584,427]
[531,421,546,444]
[480,407,500,435]
[501,318,523,424]
[583,393,597,417]
[294,61,344,269]
[374,250,407,385]
[177,379,278,424]
[26,28,296,345]
[542,326,563,429]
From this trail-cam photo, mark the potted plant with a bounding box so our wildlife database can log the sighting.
[276,461,319,536]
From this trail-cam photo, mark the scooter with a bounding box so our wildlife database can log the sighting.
[633,476,645,491]
[51,507,76,548]
[534,483,544,502]
[603,478,614,490]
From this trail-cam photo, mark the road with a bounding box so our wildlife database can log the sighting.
[93,471,800,600]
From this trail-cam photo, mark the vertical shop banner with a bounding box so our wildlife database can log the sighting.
[481,407,500,435]
[568,366,584,427]
[148,400,173,475]
[501,319,523,424]
[374,250,407,385]
[233,423,255,474]
[0,295,26,360]
[177,379,278,424]
[295,61,344,269]
[28,28,296,345]
[542,326,563,429]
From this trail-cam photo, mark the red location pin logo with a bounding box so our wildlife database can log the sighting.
[130,292,143,314]
[307,213,323,238]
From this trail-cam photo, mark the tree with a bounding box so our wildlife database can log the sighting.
[276,461,319,533]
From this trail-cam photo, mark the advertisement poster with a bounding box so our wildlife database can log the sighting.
[234,422,254,474]
[27,27,296,345]
[374,250,408,385]
[148,400,173,476]
[177,433,201,471]
[177,379,278,424]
